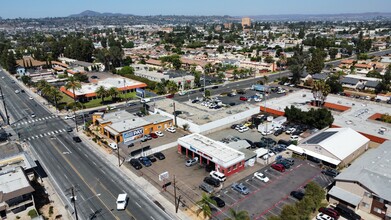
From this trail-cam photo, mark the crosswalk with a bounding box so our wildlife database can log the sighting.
[14,115,58,126]
[24,128,67,141]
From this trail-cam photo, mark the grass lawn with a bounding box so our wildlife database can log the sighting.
[58,92,137,109]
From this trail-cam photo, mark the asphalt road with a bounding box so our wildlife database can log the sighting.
[0,69,172,220]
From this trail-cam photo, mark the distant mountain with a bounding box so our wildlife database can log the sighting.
[69,10,130,17]
[241,12,391,21]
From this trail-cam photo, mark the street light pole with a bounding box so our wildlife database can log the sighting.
[70,187,79,220]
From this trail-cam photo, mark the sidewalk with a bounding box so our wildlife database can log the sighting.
[77,129,189,220]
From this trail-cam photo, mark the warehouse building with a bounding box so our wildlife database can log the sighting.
[288,127,369,168]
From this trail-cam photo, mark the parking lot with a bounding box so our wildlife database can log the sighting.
[212,160,334,220]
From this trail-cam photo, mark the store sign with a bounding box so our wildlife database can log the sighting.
[122,128,144,143]
[136,88,145,98]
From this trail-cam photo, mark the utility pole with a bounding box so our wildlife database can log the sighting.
[173,175,181,213]
[173,101,177,128]
[117,146,121,167]
[70,186,79,220]
[0,86,10,125]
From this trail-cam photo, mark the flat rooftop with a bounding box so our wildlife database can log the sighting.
[263,90,391,140]
[178,133,245,168]
[0,167,32,194]
[75,77,146,96]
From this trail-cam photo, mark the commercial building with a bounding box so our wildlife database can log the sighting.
[241,17,251,28]
[177,133,246,177]
[60,76,147,101]
[288,127,369,168]
[328,141,391,220]
[93,110,173,144]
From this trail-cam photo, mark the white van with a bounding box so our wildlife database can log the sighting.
[210,171,226,182]
[140,98,151,103]
[116,193,128,210]
[108,142,118,150]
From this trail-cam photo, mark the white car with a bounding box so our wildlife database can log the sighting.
[277,89,286,94]
[31,113,36,118]
[64,115,75,120]
[155,131,164,137]
[316,213,334,220]
[108,142,118,150]
[290,135,300,141]
[116,193,128,210]
[210,171,226,182]
[29,96,33,100]
[285,127,296,134]
[166,127,176,133]
[253,172,270,183]
[236,126,249,133]
[261,130,273,136]
[254,97,262,102]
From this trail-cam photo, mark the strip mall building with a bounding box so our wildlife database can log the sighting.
[177,133,245,176]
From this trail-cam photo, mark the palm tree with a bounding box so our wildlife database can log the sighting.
[65,76,82,104]
[166,81,178,95]
[42,86,62,111]
[312,80,331,107]
[108,87,119,100]
[196,193,217,219]
[224,208,250,220]
[95,86,107,102]
[36,80,50,92]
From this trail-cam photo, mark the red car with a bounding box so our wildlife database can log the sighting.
[166,94,175,98]
[271,163,285,172]
[239,96,248,101]
[150,133,158,138]
[318,207,340,219]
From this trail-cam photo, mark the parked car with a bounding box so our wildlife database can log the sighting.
[239,96,248,101]
[155,131,164,137]
[274,129,283,136]
[253,172,269,183]
[276,160,291,169]
[210,196,225,208]
[166,127,176,133]
[236,126,249,133]
[290,191,305,200]
[316,213,334,220]
[321,168,340,178]
[277,158,295,166]
[153,152,166,160]
[318,207,340,219]
[199,182,214,194]
[231,124,239,129]
[231,183,250,195]
[64,115,75,120]
[271,163,285,172]
[204,177,221,187]
[285,127,296,134]
[72,136,82,143]
[147,155,157,163]
[185,157,198,167]
[138,157,152,167]
[108,142,118,150]
[130,159,142,170]
[66,127,73,132]
[150,133,158,139]
[210,171,226,182]
[335,204,361,220]
[290,135,300,141]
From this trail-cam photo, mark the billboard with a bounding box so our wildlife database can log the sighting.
[122,127,144,143]
[136,88,145,98]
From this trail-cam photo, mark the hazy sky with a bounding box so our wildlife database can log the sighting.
[2,0,391,19]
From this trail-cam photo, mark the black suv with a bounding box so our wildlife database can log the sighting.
[210,196,225,208]
[290,191,305,200]
[130,159,142,170]
[204,177,220,187]
[154,152,166,160]
[72,136,82,143]
[335,204,361,220]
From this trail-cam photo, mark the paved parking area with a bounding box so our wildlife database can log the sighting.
[211,160,334,220]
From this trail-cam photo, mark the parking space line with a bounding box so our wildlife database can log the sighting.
[245,179,260,189]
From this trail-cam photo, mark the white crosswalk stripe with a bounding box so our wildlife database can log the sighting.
[54,131,59,134]
[39,134,44,137]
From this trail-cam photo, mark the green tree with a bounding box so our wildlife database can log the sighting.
[118,66,135,75]
[280,204,299,220]
[21,75,32,86]
[36,80,50,92]
[108,87,119,100]
[307,49,325,74]
[264,56,274,64]
[329,48,338,59]
[224,208,250,220]
[204,89,211,97]
[95,86,107,102]
[123,41,134,48]
[166,81,178,95]
[155,82,167,95]
[298,28,305,39]
[196,193,216,219]
[73,73,89,83]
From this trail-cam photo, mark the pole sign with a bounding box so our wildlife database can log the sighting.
[122,128,144,143]
[136,88,145,98]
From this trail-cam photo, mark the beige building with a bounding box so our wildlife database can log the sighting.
[288,127,369,168]
[328,140,391,220]
[241,17,251,28]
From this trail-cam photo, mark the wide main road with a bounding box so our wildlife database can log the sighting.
[0,69,171,220]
